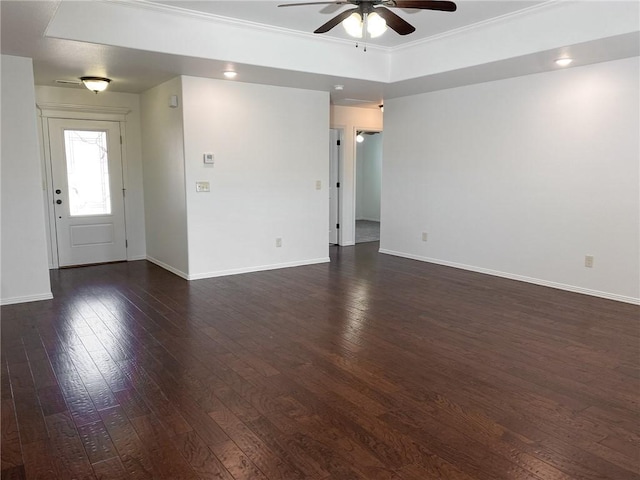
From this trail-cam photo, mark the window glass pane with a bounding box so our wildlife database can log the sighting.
[64,130,112,216]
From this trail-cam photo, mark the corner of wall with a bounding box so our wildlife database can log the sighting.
[1,55,53,304]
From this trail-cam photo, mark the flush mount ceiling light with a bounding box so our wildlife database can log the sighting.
[343,11,387,38]
[80,76,111,93]
[223,71,238,79]
[555,58,573,67]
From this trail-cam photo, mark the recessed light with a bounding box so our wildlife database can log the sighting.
[223,71,237,79]
[555,58,573,67]
[334,85,344,91]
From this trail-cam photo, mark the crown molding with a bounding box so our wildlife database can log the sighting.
[108,0,560,54]
[106,0,393,53]
[393,0,559,52]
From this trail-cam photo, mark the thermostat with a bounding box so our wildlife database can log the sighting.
[203,153,214,165]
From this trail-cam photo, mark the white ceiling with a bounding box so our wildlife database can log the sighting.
[1,0,638,107]
[149,0,544,47]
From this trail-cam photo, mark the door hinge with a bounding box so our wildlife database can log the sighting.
[337,140,341,146]
[122,188,126,197]
[336,223,340,229]
[125,239,128,248]
[336,182,340,188]
[120,135,123,145]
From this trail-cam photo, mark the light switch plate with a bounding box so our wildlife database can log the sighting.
[196,181,210,192]
[203,153,214,164]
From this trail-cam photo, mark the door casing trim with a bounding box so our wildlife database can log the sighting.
[37,104,131,269]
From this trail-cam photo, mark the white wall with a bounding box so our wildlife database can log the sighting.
[381,57,640,303]
[35,86,147,264]
[140,77,189,277]
[330,106,383,245]
[181,76,329,278]
[1,55,52,305]
[356,133,383,222]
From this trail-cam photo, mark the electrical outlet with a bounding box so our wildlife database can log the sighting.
[276,238,282,248]
[422,232,428,242]
[585,255,594,268]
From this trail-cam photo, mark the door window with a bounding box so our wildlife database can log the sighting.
[63,130,112,216]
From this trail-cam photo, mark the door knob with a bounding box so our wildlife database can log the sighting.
[56,199,62,205]
[55,189,61,194]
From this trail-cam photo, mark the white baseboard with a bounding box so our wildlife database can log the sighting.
[146,256,189,280]
[378,248,640,305]
[340,241,356,247]
[1,292,53,306]
[188,257,330,281]
[127,255,147,261]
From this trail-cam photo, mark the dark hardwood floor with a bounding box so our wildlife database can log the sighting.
[2,242,638,479]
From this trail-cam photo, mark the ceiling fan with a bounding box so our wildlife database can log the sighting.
[278,0,457,36]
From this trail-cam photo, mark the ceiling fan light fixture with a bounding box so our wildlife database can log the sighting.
[367,12,387,38]
[343,12,363,38]
[342,11,387,39]
[80,76,111,93]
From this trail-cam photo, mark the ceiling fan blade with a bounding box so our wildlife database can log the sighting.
[375,7,415,35]
[387,1,457,12]
[278,1,349,7]
[320,3,345,14]
[314,7,358,33]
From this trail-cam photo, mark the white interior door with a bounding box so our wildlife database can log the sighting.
[48,118,127,267]
[329,129,340,245]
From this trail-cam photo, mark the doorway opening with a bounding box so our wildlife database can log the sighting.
[355,130,382,243]
[329,128,342,245]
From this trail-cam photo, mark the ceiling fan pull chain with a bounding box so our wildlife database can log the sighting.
[362,12,368,52]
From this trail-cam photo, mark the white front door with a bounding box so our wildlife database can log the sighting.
[48,118,127,267]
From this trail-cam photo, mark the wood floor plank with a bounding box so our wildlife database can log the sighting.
[208,404,307,480]
[398,458,476,480]
[173,430,235,480]
[91,457,128,480]
[55,369,103,428]
[77,420,118,464]
[117,360,193,437]
[9,361,48,446]
[209,439,271,480]
[1,398,23,471]
[128,414,200,480]
[1,242,637,479]
[0,465,27,480]
[45,411,96,479]
[21,440,56,480]
[98,406,159,480]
